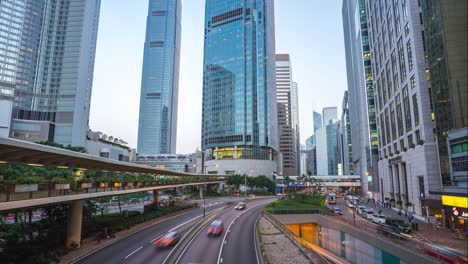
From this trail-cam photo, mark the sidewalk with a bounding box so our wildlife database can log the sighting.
[367,202,467,253]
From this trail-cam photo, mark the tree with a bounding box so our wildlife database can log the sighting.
[226,174,243,190]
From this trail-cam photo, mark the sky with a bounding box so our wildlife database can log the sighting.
[90,0,347,154]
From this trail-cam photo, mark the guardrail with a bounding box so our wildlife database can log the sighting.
[265,208,441,264]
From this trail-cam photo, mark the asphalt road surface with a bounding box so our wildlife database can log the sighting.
[177,198,274,264]
[77,197,236,264]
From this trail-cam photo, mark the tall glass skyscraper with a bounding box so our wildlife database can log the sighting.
[137,0,181,155]
[0,0,101,147]
[201,0,278,177]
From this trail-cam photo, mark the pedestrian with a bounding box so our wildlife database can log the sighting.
[379,209,382,215]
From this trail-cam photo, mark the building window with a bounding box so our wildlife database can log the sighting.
[400,139,405,151]
[397,38,407,82]
[390,102,397,141]
[418,176,425,198]
[391,51,398,91]
[408,134,414,148]
[402,86,412,131]
[410,75,416,89]
[396,94,404,137]
[385,109,391,146]
[415,129,421,143]
[404,22,410,36]
[386,62,393,97]
[412,94,420,126]
[406,40,413,71]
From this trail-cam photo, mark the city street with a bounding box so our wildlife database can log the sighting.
[77,197,235,264]
[177,198,274,264]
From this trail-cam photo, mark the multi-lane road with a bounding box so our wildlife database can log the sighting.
[78,197,273,264]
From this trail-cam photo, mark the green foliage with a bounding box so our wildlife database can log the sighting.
[5,175,42,185]
[38,141,87,153]
[264,193,328,213]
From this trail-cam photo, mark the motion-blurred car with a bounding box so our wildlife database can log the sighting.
[153,231,180,248]
[356,205,366,215]
[207,220,224,236]
[234,202,246,210]
[417,243,468,264]
[387,219,412,234]
[333,207,343,215]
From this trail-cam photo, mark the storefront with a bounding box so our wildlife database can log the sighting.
[441,195,468,233]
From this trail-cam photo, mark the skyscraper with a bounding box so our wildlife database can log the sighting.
[137,0,181,155]
[316,118,339,176]
[276,54,298,176]
[313,111,322,133]
[322,107,338,126]
[292,81,301,175]
[339,91,353,175]
[364,0,442,217]
[342,0,378,195]
[201,0,278,177]
[421,0,467,227]
[0,0,101,147]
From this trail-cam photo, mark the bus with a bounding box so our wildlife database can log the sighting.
[328,193,337,205]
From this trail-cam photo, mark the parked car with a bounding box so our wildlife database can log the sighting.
[333,207,343,215]
[417,243,468,264]
[153,231,180,248]
[363,209,374,220]
[356,205,366,215]
[207,220,224,236]
[128,198,140,204]
[372,214,386,224]
[234,202,246,210]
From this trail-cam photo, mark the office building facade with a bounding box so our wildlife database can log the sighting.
[365,0,442,216]
[137,0,181,155]
[339,91,354,175]
[421,0,467,227]
[0,0,101,147]
[201,0,278,177]
[276,54,298,176]
[313,111,322,133]
[316,117,339,176]
[322,107,338,126]
[343,0,380,195]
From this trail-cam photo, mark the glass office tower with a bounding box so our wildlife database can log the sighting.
[201,0,278,177]
[137,0,181,155]
[0,0,101,147]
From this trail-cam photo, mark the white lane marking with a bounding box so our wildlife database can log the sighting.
[124,246,143,259]
[150,235,162,243]
[216,200,274,264]
[220,258,223,263]
[253,214,261,264]
[169,215,203,232]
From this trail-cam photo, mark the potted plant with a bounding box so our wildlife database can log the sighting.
[122,174,136,187]
[403,147,408,152]
[389,198,396,206]
[405,202,413,210]
[410,143,416,148]
[79,176,94,189]
[418,140,425,145]
[6,176,42,192]
[396,200,403,208]
[51,176,72,190]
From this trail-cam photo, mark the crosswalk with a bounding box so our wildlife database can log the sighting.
[199,201,223,208]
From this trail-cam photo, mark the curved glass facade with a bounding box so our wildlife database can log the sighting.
[137,0,181,155]
[202,0,278,161]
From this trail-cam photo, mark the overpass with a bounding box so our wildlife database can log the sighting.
[0,137,226,248]
[275,175,361,188]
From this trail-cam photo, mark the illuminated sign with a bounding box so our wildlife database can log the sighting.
[442,195,468,208]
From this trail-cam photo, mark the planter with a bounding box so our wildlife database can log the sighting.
[55,183,70,190]
[126,182,134,187]
[7,184,39,193]
[99,182,108,188]
[80,182,93,189]
[136,182,143,187]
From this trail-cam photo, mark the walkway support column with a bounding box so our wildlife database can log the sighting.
[66,200,83,249]
[153,190,159,208]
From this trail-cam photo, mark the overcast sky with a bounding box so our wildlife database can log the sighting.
[90,0,347,153]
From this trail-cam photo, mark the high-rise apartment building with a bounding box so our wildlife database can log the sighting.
[421,0,467,227]
[343,0,379,195]
[322,107,338,126]
[276,54,298,176]
[292,81,301,175]
[0,0,101,147]
[305,135,315,151]
[365,0,442,216]
[137,0,181,155]
[201,0,278,177]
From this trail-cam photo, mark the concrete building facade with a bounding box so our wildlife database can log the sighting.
[365,0,442,216]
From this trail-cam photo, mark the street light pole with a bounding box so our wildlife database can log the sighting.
[203,165,206,218]
[244,173,247,197]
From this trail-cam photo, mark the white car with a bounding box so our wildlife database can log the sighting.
[372,214,386,224]
[364,209,374,220]
[356,205,366,215]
